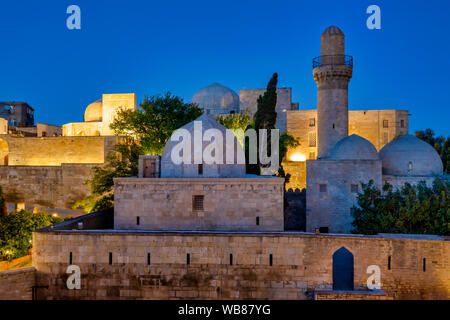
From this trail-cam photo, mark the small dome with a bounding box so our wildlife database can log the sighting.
[330,134,379,160]
[161,114,245,178]
[192,83,239,115]
[84,99,102,122]
[322,26,344,36]
[379,134,443,176]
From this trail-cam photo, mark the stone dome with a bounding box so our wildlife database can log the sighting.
[322,25,344,36]
[329,134,379,160]
[191,83,239,115]
[84,99,102,122]
[161,114,245,178]
[379,134,443,176]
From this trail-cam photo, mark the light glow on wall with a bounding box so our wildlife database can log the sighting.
[290,153,306,162]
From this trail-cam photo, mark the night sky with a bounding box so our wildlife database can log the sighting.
[0,0,449,136]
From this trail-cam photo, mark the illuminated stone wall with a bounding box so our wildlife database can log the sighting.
[0,136,117,166]
[32,231,449,300]
[0,267,36,300]
[114,177,285,231]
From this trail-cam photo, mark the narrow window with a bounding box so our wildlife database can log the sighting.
[136,216,140,225]
[109,252,112,265]
[147,253,151,265]
[193,195,204,211]
[388,256,391,270]
[319,184,327,193]
[423,258,426,272]
[309,118,315,127]
[309,152,315,160]
[269,254,273,266]
[408,161,413,173]
[401,119,405,128]
[230,110,235,114]
[256,216,260,226]
[229,254,233,266]
[383,120,389,128]
[198,164,203,175]
[351,184,359,193]
[187,253,190,265]
[332,123,335,129]
[69,252,73,265]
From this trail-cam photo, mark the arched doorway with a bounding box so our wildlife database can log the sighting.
[332,247,354,290]
[0,138,8,165]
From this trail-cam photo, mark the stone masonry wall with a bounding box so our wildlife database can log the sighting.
[114,178,284,231]
[0,164,97,209]
[0,267,36,300]
[1,135,117,166]
[32,231,449,300]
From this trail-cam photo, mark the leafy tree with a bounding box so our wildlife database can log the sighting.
[415,129,450,174]
[351,179,450,236]
[217,109,252,147]
[110,93,203,155]
[74,93,203,213]
[0,210,66,261]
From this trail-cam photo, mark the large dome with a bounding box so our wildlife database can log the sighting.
[329,134,379,160]
[192,83,239,115]
[379,134,443,176]
[84,99,102,122]
[161,114,245,178]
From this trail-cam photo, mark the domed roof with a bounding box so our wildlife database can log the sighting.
[161,114,245,178]
[322,25,344,36]
[330,134,379,160]
[191,83,239,115]
[84,99,102,122]
[379,134,443,176]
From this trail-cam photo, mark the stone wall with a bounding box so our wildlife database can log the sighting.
[32,231,449,300]
[114,177,285,231]
[314,290,393,300]
[239,88,296,131]
[306,159,382,233]
[0,267,36,300]
[0,135,117,166]
[0,164,97,209]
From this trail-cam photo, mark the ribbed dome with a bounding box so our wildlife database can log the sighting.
[192,83,239,115]
[379,134,443,176]
[161,114,245,178]
[330,134,379,160]
[322,25,344,36]
[84,99,102,122]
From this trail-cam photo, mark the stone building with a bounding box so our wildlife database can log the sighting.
[0,102,34,127]
[0,93,134,212]
[63,93,136,136]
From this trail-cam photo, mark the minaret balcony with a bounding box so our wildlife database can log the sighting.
[312,55,353,69]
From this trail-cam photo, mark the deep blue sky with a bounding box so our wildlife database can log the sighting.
[0,0,449,136]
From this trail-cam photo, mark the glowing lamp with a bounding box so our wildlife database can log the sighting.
[290,153,306,162]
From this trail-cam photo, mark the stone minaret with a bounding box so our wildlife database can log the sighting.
[313,26,353,158]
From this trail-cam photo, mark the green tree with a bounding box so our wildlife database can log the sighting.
[110,93,203,155]
[217,109,252,146]
[415,129,449,174]
[351,179,450,236]
[74,93,203,213]
[0,210,65,261]
[254,73,278,131]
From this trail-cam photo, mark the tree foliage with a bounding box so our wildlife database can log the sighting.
[415,128,449,174]
[351,179,450,236]
[254,73,278,131]
[0,186,6,217]
[110,93,203,155]
[0,210,66,261]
